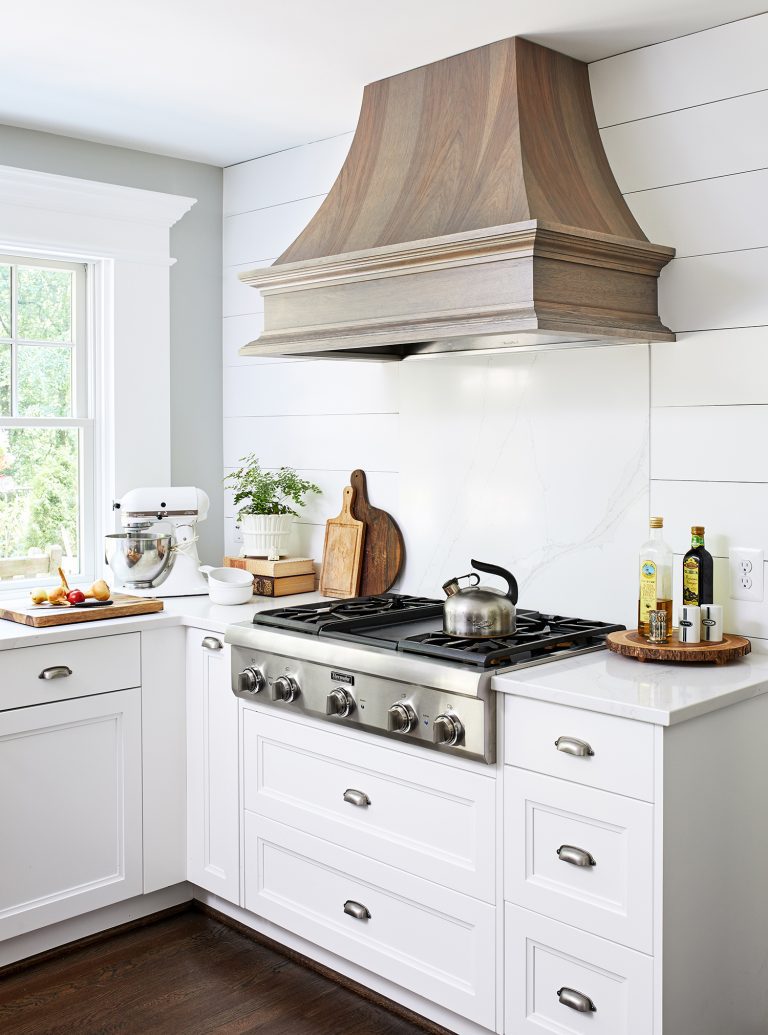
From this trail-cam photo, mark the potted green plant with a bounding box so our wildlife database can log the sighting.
[224,455,321,559]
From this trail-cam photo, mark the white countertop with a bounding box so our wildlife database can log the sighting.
[492,648,768,725]
[4,595,767,726]
[0,592,327,650]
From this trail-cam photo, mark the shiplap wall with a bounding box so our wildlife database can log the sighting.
[223,132,401,560]
[223,13,768,641]
[591,11,768,643]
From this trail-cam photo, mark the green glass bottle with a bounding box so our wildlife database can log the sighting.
[682,526,713,606]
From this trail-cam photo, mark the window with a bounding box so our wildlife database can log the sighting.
[0,255,92,586]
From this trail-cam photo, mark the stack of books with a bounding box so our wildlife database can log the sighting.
[223,556,316,597]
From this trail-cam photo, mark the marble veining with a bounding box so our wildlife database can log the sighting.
[398,344,650,627]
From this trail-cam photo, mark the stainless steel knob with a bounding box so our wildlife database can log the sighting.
[272,675,300,703]
[387,702,417,734]
[433,712,464,746]
[237,667,265,695]
[326,687,354,717]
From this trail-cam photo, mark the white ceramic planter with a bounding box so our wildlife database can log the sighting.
[240,513,293,560]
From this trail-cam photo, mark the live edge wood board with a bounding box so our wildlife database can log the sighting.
[239,36,675,360]
[606,629,751,664]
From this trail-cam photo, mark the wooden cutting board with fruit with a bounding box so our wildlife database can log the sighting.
[0,569,163,627]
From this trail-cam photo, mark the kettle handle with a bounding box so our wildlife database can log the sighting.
[470,559,519,605]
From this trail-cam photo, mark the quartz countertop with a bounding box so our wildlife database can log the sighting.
[0,592,327,650]
[492,648,768,725]
[3,594,766,727]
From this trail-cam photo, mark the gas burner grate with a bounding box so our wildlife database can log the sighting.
[401,614,626,668]
[253,593,443,634]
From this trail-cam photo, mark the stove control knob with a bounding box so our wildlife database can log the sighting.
[326,687,354,717]
[272,675,300,703]
[387,702,417,734]
[433,712,464,747]
[237,667,265,696]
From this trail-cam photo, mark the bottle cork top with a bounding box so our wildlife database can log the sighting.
[649,516,663,528]
[691,525,705,535]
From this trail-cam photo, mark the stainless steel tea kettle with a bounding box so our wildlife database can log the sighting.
[442,559,519,638]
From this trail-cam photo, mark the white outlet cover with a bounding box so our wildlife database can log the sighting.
[729,547,764,602]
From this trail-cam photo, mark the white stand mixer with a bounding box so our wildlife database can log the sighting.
[106,486,210,597]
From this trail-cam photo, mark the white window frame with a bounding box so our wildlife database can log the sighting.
[0,164,195,598]
[0,255,92,588]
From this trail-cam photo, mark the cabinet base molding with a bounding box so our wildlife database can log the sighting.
[192,890,494,1035]
[0,884,193,972]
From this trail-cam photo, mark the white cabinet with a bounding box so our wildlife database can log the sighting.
[186,628,239,903]
[0,687,142,941]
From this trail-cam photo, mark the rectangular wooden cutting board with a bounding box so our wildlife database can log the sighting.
[0,594,164,628]
[320,485,366,598]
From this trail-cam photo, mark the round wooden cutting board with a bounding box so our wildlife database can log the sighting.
[606,629,750,664]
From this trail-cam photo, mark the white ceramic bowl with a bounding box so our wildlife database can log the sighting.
[199,565,253,605]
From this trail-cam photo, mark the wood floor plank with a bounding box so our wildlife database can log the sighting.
[0,911,445,1035]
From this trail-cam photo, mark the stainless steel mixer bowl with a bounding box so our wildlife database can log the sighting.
[105,532,173,587]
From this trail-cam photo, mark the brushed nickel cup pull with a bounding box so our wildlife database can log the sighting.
[557,844,597,867]
[557,987,596,1013]
[343,788,371,807]
[38,666,72,680]
[343,900,371,921]
[554,735,594,757]
[201,636,223,651]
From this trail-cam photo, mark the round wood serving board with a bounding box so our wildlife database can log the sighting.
[606,629,750,664]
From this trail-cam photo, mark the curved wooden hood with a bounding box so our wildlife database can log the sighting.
[240,36,674,360]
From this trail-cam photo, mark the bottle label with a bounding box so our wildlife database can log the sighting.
[683,557,700,604]
[639,559,657,617]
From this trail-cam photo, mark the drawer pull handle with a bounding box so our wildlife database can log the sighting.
[557,844,596,867]
[555,735,594,757]
[201,636,223,651]
[343,900,371,921]
[343,788,371,808]
[557,987,596,1013]
[38,666,72,680]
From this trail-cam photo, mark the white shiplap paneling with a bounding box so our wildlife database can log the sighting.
[600,90,768,193]
[651,406,768,482]
[223,261,268,318]
[224,134,352,216]
[589,13,768,127]
[651,328,768,407]
[659,248,768,333]
[223,194,326,266]
[626,169,768,258]
[223,361,399,418]
[651,480,768,557]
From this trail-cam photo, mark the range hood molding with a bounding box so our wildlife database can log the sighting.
[240,36,674,361]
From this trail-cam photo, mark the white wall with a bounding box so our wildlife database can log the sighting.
[223,13,768,643]
[223,134,399,561]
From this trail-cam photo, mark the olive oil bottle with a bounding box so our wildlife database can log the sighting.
[682,526,713,605]
[638,516,673,635]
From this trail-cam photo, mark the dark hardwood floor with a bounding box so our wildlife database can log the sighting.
[0,909,446,1034]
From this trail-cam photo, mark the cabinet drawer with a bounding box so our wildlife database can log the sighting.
[0,633,141,711]
[505,769,654,953]
[242,708,495,901]
[505,696,655,802]
[244,814,495,1030]
[505,904,653,1035]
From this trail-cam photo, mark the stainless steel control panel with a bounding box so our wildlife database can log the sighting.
[230,644,495,763]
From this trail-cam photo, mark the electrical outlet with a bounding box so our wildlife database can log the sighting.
[729,547,764,601]
[233,523,243,545]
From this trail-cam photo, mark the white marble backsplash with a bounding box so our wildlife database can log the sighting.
[397,345,650,627]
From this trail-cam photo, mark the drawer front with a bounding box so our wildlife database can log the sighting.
[244,814,495,1030]
[505,769,654,953]
[0,633,142,711]
[242,708,495,901]
[505,904,654,1035]
[505,696,655,802]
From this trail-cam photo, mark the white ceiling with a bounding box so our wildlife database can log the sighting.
[1,1,763,167]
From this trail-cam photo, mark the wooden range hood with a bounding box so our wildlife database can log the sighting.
[240,36,675,361]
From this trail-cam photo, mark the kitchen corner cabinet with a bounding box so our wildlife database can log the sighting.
[186,628,239,904]
[0,636,144,941]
